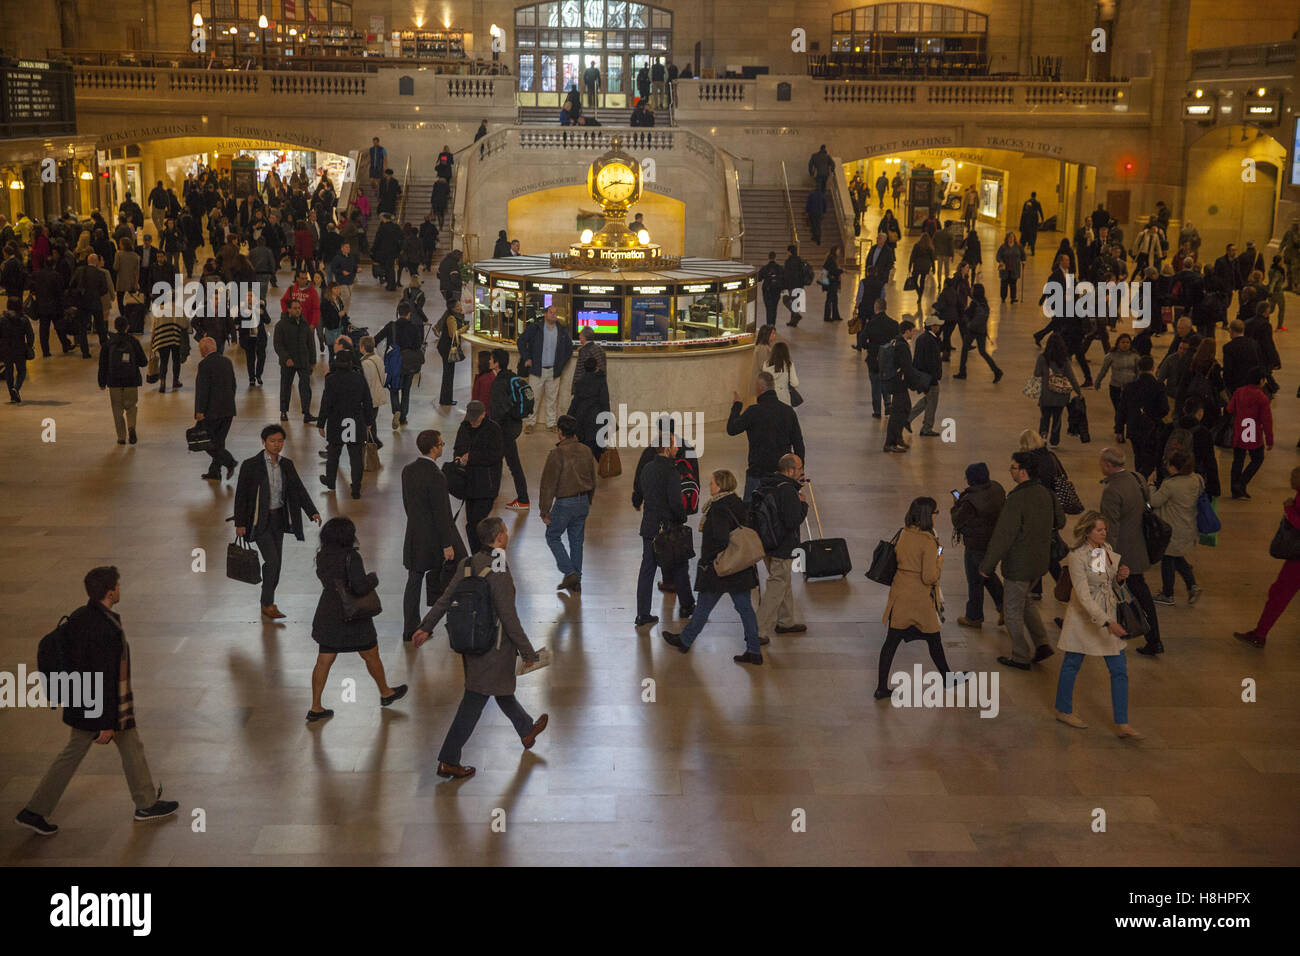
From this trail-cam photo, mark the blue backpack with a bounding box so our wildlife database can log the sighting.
[383,344,402,385]
[508,374,535,420]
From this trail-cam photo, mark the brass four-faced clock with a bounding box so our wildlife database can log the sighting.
[588,138,642,211]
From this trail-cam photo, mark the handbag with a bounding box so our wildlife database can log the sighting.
[122,290,146,306]
[1050,532,1069,564]
[1047,370,1073,394]
[597,446,622,478]
[363,429,381,472]
[1052,465,1084,516]
[1268,516,1300,561]
[442,459,468,500]
[1194,489,1220,535]
[847,315,863,336]
[146,349,160,384]
[789,385,804,407]
[226,537,262,585]
[1054,564,1073,602]
[652,522,695,570]
[1113,584,1149,638]
[713,523,766,577]
[1136,477,1172,563]
[865,529,902,586]
[448,343,466,363]
[334,552,383,622]
[186,422,213,452]
[903,274,918,291]
[1022,375,1042,401]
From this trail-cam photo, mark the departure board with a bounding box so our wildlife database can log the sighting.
[1,58,76,138]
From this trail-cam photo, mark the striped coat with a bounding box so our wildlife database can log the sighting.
[150,316,187,352]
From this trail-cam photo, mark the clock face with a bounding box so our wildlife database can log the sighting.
[595,162,637,204]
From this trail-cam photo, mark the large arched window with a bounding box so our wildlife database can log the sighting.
[515,1,673,105]
[828,3,987,76]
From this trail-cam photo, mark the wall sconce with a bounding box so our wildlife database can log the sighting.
[193,13,203,27]
[79,170,93,180]
[229,26,237,34]
[289,28,297,36]
[490,24,502,38]
[258,15,268,28]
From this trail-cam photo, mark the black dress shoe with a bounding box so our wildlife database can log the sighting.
[306,709,334,722]
[350,490,361,500]
[997,656,1031,670]
[734,652,763,665]
[128,428,137,445]
[634,614,659,627]
[201,471,221,480]
[952,372,967,379]
[662,631,689,653]
[871,412,882,419]
[873,687,893,700]
[224,461,236,479]
[1136,641,1165,656]
[1032,644,1055,662]
[992,369,1004,383]
[319,476,335,490]
[380,684,408,707]
[775,624,807,634]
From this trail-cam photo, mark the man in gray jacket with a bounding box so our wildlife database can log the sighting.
[980,451,1064,669]
[1099,446,1162,654]
[412,516,549,780]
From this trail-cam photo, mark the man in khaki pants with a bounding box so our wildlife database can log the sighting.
[15,567,179,836]
[754,454,809,644]
[98,315,148,445]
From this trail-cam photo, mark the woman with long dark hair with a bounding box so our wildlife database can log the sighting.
[761,341,799,406]
[875,497,965,699]
[822,244,844,322]
[1034,334,1081,446]
[308,517,406,722]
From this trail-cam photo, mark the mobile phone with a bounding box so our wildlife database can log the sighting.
[951,489,961,500]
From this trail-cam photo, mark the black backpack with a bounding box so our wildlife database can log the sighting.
[800,259,814,287]
[749,485,786,553]
[445,564,499,656]
[36,612,77,704]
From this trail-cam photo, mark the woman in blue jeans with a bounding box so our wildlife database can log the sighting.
[662,469,764,665]
[1054,511,1143,738]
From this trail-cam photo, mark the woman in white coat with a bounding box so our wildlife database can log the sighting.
[761,341,799,406]
[357,335,388,448]
[1054,510,1143,738]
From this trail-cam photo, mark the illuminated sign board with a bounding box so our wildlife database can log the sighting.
[575,283,623,294]
[630,284,670,294]
[525,280,569,293]
[675,282,719,294]
[491,278,522,290]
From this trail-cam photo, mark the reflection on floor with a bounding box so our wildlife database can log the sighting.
[1,216,1298,866]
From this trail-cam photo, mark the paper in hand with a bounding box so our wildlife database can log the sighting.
[517,646,552,676]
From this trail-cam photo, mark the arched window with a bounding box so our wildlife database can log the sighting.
[515,1,673,104]
[829,3,987,76]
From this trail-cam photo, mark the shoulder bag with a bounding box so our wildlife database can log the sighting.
[1268,516,1300,561]
[1051,453,1085,515]
[1054,564,1073,602]
[653,521,695,570]
[1136,475,1173,564]
[597,445,622,478]
[334,552,383,623]
[712,508,766,578]
[1113,583,1148,638]
[1022,375,1042,401]
[866,528,902,586]
[789,385,805,407]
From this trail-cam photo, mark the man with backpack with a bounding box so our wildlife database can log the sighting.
[757,251,783,326]
[411,516,548,780]
[632,438,693,627]
[539,415,597,591]
[17,566,180,836]
[488,348,532,510]
[753,454,809,646]
[858,297,899,419]
[782,244,810,327]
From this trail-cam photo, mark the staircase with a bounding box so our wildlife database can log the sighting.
[351,177,455,262]
[739,186,844,267]
[517,105,671,126]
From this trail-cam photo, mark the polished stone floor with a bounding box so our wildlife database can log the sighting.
[1,216,1298,866]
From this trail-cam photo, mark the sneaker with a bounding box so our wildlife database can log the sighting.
[134,798,180,822]
[1153,592,1175,607]
[505,499,530,510]
[14,809,57,836]
[1188,585,1202,605]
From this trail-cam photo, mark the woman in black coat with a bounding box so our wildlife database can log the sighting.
[566,356,611,459]
[661,469,764,664]
[961,228,983,280]
[822,245,844,322]
[308,517,407,722]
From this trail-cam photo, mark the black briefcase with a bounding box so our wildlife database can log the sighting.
[653,522,695,570]
[186,423,213,452]
[226,537,262,585]
[800,484,851,579]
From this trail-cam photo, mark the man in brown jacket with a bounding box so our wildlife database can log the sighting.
[412,516,548,780]
[538,414,597,592]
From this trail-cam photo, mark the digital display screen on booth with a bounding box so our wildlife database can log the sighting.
[577,309,621,337]
[630,296,671,341]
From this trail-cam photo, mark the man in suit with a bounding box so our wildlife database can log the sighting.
[273,298,317,423]
[1222,318,1263,394]
[316,350,374,500]
[194,337,238,481]
[453,400,505,553]
[908,316,945,437]
[864,233,895,283]
[401,429,467,642]
[233,424,322,619]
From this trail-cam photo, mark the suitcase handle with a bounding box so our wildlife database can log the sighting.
[804,480,825,539]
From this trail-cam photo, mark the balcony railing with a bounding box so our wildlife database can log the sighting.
[49,47,497,75]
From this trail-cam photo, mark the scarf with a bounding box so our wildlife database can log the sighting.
[702,490,734,517]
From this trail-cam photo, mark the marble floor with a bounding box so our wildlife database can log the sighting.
[1,217,1298,867]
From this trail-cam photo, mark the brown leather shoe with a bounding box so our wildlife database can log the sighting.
[436,762,476,779]
[522,713,549,750]
[261,604,286,620]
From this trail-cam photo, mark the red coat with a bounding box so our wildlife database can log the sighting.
[294,227,315,259]
[280,283,320,328]
[472,370,496,408]
[1226,384,1273,449]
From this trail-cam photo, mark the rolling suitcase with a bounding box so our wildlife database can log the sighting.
[799,482,851,579]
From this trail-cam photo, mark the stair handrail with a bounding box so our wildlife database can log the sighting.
[779,159,799,246]
[336,148,361,217]
[828,154,857,264]
[397,153,412,223]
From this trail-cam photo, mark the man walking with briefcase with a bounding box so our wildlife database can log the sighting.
[194,336,238,481]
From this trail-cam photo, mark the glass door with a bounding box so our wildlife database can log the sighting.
[561,53,582,99]
[606,54,625,107]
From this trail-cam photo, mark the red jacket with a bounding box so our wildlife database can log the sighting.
[472,370,496,408]
[280,283,320,328]
[294,226,315,259]
[1226,384,1273,449]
